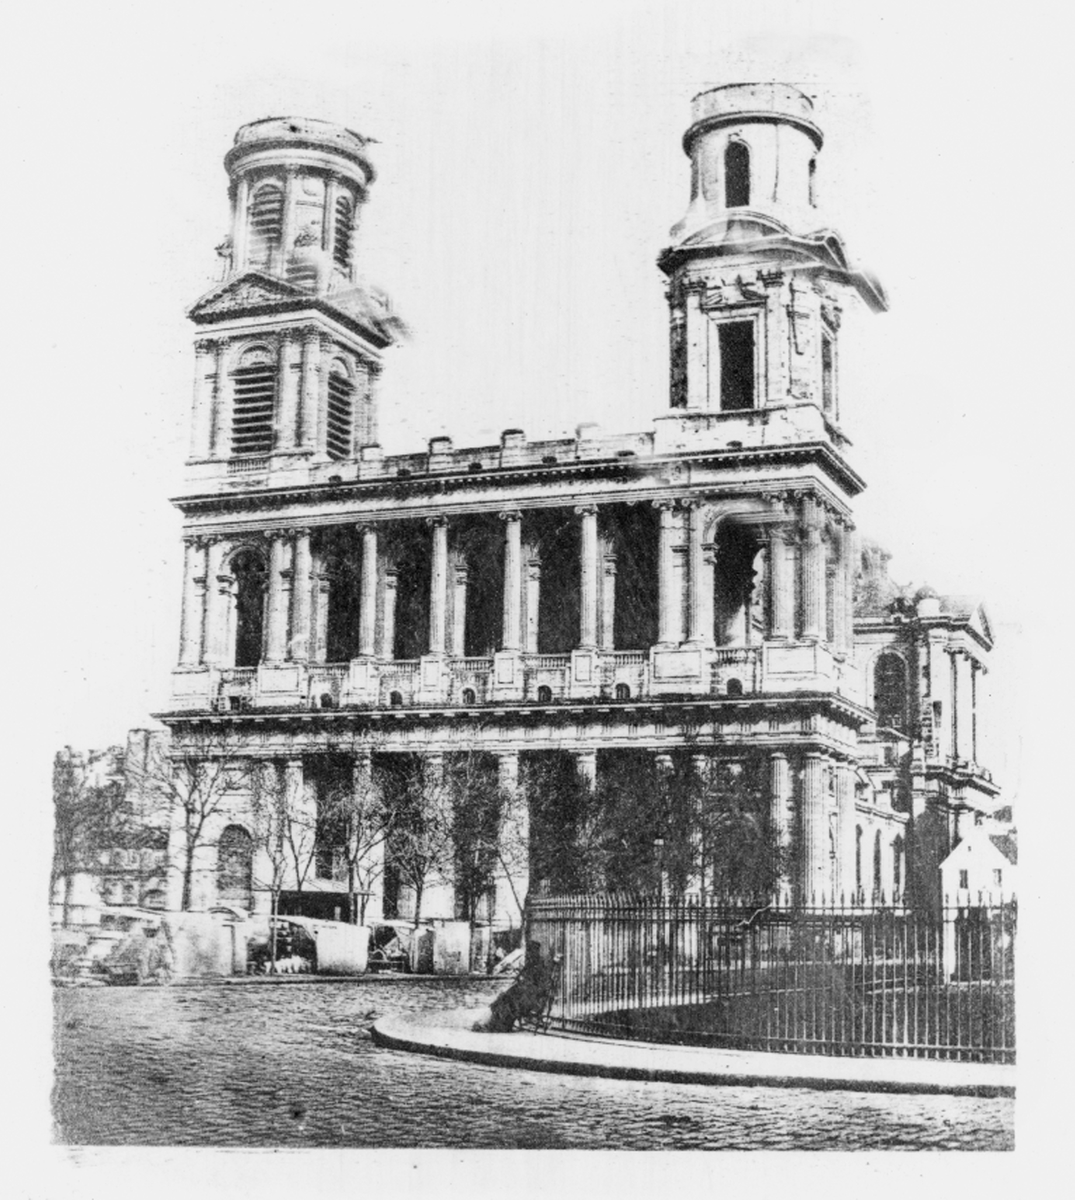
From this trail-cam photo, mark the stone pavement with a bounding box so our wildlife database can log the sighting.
[372,1008,1015,1097]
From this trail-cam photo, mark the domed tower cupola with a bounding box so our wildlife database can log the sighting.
[657,82,885,435]
[672,82,823,245]
[223,117,376,294]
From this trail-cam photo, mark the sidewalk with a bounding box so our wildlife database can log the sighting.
[371,1009,1015,1097]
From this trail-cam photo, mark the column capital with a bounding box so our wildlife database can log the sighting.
[498,508,522,523]
[425,514,449,529]
[194,337,221,355]
[355,521,379,535]
[286,525,312,539]
[652,497,677,514]
[262,528,287,542]
[574,503,598,517]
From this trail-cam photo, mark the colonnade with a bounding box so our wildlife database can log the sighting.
[178,495,856,671]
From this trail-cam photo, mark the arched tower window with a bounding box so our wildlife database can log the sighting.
[231,347,277,457]
[874,652,908,732]
[326,360,354,461]
[724,141,750,208]
[333,195,354,270]
[217,824,254,910]
[872,830,883,902]
[855,825,863,900]
[248,183,284,268]
[808,157,817,206]
[893,835,904,898]
[231,549,266,667]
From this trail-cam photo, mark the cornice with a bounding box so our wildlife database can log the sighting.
[173,441,864,519]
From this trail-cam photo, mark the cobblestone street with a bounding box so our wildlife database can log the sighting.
[53,980,1013,1150]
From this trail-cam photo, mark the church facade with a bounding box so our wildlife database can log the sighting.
[156,85,1000,930]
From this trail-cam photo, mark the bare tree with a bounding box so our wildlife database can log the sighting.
[51,745,127,926]
[378,754,456,927]
[315,753,393,925]
[125,729,252,912]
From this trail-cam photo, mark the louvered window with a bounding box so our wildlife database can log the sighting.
[249,184,284,267]
[231,362,277,456]
[333,196,353,270]
[326,367,354,460]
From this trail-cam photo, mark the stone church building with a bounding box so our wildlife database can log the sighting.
[155,84,1001,930]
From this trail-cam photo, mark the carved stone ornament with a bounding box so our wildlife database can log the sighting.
[191,274,301,318]
[497,509,522,522]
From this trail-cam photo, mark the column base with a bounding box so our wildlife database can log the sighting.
[416,654,449,705]
[342,658,380,706]
[255,663,303,707]
[649,645,705,695]
[170,666,215,711]
[569,648,600,699]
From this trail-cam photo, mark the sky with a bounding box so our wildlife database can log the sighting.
[8,0,1071,1184]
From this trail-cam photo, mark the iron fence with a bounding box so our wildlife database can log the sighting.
[526,894,1015,1063]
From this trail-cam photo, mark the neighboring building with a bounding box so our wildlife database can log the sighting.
[149,85,1003,929]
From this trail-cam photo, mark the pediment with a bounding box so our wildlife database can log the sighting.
[188,272,308,321]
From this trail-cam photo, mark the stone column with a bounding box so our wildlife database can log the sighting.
[685,501,712,644]
[685,282,709,410]
[298,327,321,450]
[655,500,678,644]
[801,752,828,902]
[599,556,617,651]
[836,763,857,902]
[190,340,217,460]
[769,752,791,893]
[380,569,398,660]
[497,750,528,916]
[358,526,378,657]
[278,166,299,274]
[275,333,301,452]
[955,651,975,763]
[353,751,383,922]
[203,539,229,665]
[315,333,332,455]
[524,559,541,654]
[500,510,522,651]
[263,533,290,664]
[801,502,825,641]
[289,528,312,662]
[831,525,849,654]
[450,565,468,657]
[178,537,206,667]
[231,176,251,270]
[577,505,599,648]
[427,516,448,655]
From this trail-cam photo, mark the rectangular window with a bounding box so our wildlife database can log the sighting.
[958,869,969,890]
[718,320,755,411]
[993,869,1003,887]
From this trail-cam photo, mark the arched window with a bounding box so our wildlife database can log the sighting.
[231,549,266,667]
[231,347,277,457]
[874,652,908,732]
[893,835,904,899]
[389,690,403,708]
[333,195,354,270]
[726,678,743,697]
[537,685,553,703]
[461,687,477,706]
[326,360,354,461]
[615,682,631,700]
[141,888,166,911]
[248,183,284,268]
[724,141,750,208]
[808,158,817,206]
[217,825,254,910]
[872,830,883,902]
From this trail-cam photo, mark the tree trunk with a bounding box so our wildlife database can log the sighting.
[181,846,194,911]
[62,871,74,929]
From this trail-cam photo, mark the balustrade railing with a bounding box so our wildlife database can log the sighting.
[526,893,1015,1063]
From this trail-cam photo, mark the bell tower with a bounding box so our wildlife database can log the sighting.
[658,83,886,445]
[184,118,399,485]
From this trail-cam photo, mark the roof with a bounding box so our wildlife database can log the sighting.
[989,834,1018,865]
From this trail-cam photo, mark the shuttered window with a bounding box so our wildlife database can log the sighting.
[333,195,353,270]
[326,368,354,460]
[249,184,284,267]
[231,363,277,456]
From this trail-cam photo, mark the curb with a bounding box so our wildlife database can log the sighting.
[371,1013,1016,1098]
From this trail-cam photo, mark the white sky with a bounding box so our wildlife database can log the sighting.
[10,1,1071,1174]
[14,0,1055,793]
